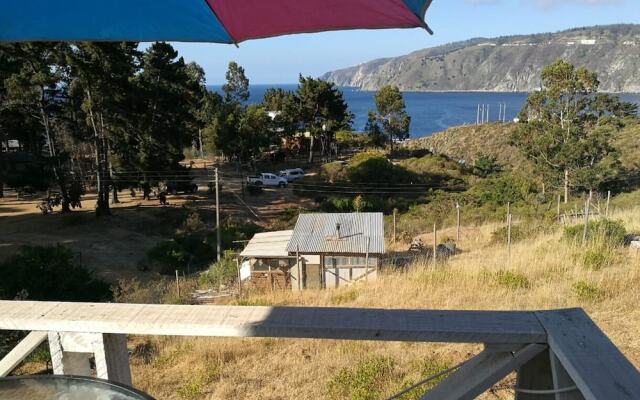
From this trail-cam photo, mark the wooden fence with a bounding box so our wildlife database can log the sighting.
[1,301,639,399]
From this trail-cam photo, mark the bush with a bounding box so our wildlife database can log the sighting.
[572,280,606,302]
[321,162,348,183]
[322,197,353,212]
[146,234,215,275]
[199,251,239,289]
[473,152,502,177]
[489,270,531,290]
[180,212,205,234]
[328,356,395,400]
[221,220,263,249]
[468,174,535,206]
[399,154,465,186]
[347,153,413,184]
[563,219,626,246]
[0,245,111,302]
[578,246,616,270]
[394,358,453,400]
[490,225,525,244]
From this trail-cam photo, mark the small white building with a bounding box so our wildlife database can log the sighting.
[238,230,319,291]
[239,213,385,291]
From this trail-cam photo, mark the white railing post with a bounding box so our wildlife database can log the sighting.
[48,332,131,386]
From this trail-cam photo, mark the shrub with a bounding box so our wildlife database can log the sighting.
[176,366,220,400]
[399,154,465,186]
[578,246,616,270]
[221,220,262,249]
[321,162,348,183]
[347,153,413,184]
[394,358,453,400]
[180,212,205,234]
[330,289,359,305]
[468,174,535,206]
[572,281,606,302]
[0,245,111,302]
[199,251,239,289]
[328,356,395,400]
[146,220,259,275]
[490,225,525,244]
[146,234,215,275]
[563,219,626,247]
[490,270,531,290]
[113,279,172,304]
[323,197,353,212]
[473,152,502,177]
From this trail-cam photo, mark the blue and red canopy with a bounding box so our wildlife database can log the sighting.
[1,0,433,43]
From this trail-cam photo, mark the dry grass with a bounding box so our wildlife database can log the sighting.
[121,205,640,399]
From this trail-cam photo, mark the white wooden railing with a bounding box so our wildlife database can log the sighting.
[1,301,639,399]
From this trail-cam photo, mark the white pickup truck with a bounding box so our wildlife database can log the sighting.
[246,173,288,187]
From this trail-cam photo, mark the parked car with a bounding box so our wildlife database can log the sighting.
[246,173,288,188]
[279,168,305,182]
[166,180,198,194]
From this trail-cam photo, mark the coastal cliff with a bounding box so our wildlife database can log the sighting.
[322,25,640,93]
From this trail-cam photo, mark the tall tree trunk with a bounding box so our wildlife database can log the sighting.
[308,135,314,164]
[39,101,71,213]
[103,140,120,204]
[86,89,111,217]
[564,169,569,204]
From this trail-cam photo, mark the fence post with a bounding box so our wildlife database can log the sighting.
[175,270,180,298]
[393,208,397,244]
[365,236,371,282]
[606,190,611,217]
[556,195,561,222]
[507,214,512,258]
[236,258,242,296]
[433,223,437,268]
[456,202,461,242]
[582,191,592,247]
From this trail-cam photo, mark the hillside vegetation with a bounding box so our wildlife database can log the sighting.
[72,201,640,400]
[406,120,640,173]
[322,24,640,92]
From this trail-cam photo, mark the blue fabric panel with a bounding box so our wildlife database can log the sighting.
[402,0,430,18]
[0,0,232,43]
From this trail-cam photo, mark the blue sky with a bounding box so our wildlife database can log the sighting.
[168,0,639,84]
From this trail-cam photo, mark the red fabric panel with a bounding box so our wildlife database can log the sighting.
[207,0,421,42]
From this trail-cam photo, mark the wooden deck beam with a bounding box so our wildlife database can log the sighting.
[0,331,47,377]
[537,309,640,400]
[0,301,546,344]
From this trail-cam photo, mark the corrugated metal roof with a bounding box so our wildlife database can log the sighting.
[240,230,293,258]
[286,213,385,255]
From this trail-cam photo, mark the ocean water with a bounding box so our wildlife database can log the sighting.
[210,84,640,138]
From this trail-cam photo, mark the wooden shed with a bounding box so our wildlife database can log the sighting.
[286,213,385,289]
[238,230,319,291]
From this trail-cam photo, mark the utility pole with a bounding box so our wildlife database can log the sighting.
[215,167,221,262]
